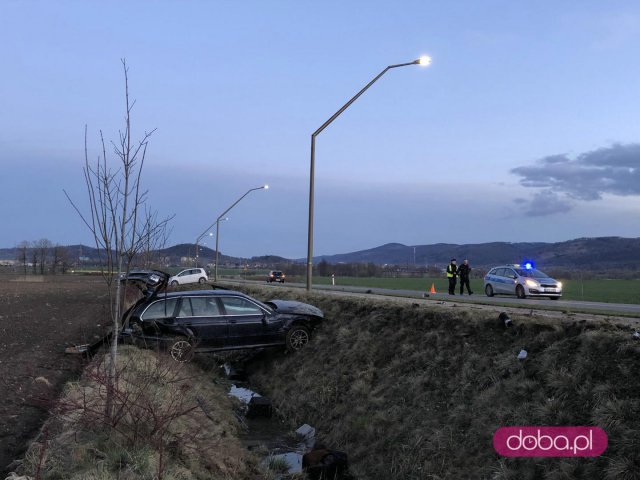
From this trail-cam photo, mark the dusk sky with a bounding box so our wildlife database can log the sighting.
[2,1,639,258]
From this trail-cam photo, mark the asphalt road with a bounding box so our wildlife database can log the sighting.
[223,278,640,317]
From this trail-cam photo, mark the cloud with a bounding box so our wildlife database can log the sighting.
[511,143,640,205]
[517,190,573,217]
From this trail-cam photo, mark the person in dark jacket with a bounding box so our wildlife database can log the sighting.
[458,259,473,295]
[446,258,458,295]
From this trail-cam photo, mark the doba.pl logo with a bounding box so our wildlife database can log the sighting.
[494,426,607,457]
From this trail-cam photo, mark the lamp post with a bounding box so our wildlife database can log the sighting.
[195,219,228,268]
[214,185,269,282]
[306,56,431,291]
[194,232,213,267]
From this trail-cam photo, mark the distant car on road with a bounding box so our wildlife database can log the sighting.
[267,270,286,283]
[169,268,208,286]
[120,270,323,361]
[484,264,562,299]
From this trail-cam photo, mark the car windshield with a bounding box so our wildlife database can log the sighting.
[515,268,550,278]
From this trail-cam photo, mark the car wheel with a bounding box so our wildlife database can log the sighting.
[485,284,494,297]
[168,337,194,362]
[171,280,179,287]
[516,285,526,299]
[198,277,206,284]
[286,325,310,351]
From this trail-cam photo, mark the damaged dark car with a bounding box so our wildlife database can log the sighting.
[120,270,324,361]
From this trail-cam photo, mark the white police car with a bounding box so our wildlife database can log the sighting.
[484,263,562,300]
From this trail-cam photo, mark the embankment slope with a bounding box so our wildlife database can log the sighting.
[237,285,640,480]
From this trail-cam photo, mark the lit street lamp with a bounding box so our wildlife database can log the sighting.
[306,56,431,290]
[195,219,228,267]
[194,232,213,267]
[215,185,269,282]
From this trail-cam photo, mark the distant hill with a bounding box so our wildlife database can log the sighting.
[312,237,640,270]
[2,237,639,271]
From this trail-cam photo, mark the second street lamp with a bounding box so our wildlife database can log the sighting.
[306,56,431,291]
[214,185,269,282]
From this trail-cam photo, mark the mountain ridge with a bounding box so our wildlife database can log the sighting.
[1,236,638,270]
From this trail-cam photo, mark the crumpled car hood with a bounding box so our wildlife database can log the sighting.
[265,300,324,318]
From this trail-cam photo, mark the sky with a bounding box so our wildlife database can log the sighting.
[1,1,639,258]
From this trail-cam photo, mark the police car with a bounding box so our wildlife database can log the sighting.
[483,263,562,300]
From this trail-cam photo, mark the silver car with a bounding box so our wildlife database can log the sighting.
[483,264,562,299]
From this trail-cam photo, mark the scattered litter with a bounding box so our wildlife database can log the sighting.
[228,385,261,404]
[64,344,89,354]
[499,312,513,328]
[223,363,247,381]
[517,349,528,360]
[4,474,33,480]
[263,452,303,474]
[633,331,640,339]
[34,376,52,388]
[296,423,316,449]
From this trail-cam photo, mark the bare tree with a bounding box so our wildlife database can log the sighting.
[30,242,38,274]
[64,60,172,421]
[35,238,52,274]
[51,244,68,274]
[16,240,29,275]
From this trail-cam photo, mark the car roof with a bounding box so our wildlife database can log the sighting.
[154,289,248,299]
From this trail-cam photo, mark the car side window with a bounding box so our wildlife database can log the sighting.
[494,268,505,277]
[506,269,517,278]
[178,298,193,317]
[221,297,263,315]
[142,298,178,320]
[189,297,221,316]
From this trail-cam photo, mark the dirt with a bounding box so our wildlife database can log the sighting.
[0,274,109,476]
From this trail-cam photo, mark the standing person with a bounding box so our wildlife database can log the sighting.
[458,259,473,295]
[446,258,458,295]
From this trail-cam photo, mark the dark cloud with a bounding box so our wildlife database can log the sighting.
[511,143,640,201]
[515,190,573,217]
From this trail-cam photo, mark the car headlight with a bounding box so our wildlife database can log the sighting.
[557,282,562,288]
[525,279,539,288]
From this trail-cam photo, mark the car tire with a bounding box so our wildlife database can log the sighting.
[168,337,194,363]
[286,325,310,351]
[485,284,494,297]
[171,280,179,287]
[516,285,526,299]
[198,277,206,284]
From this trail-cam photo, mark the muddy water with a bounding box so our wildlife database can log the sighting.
[225,364,308,476]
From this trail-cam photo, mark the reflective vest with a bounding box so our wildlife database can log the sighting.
[446,264,457,278]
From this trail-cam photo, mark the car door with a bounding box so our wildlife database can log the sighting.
[220,296,268,346]
[492,268,508,293]
[139,297,179,335]
[502,268,518,294]
[176,296,228,347]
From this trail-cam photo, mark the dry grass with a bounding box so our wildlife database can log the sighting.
[233,284,640,480]
[12,346,262,480]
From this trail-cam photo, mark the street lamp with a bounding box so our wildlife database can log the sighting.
[194,232,213,267]
[195,219,228,268]
[306,56,431,290]
[215,185,269,282]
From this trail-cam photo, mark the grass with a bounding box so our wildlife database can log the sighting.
[232,284,640,480]
[14,346,262,480]
[276,275,640,305]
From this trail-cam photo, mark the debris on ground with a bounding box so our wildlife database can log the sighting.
[517,349,528,360]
